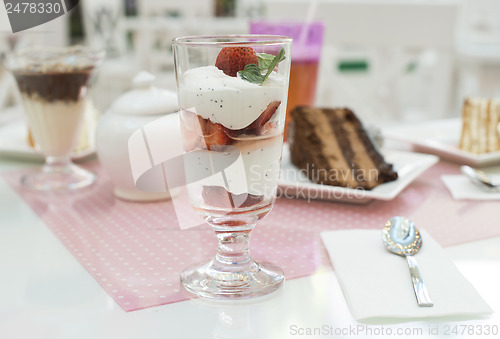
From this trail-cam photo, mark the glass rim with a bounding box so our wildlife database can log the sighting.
[8,45,104,57]
[4,45,105,71]
[172,34,293,47]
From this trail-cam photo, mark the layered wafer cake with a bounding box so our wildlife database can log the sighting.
[459,98,500,154]
[287,107,398,190]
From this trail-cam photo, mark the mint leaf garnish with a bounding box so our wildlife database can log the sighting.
[237,47,285,85]
[258,53,276,69]
[261,48,285,82]
[258,50,286,70]
[239,64,266,84]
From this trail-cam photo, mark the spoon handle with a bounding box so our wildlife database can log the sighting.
[461,166,500,192]
[406,255,433,307]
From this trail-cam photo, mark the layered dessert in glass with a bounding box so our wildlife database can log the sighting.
[6,46,103,190]
[173,36,292,299]
[14,64,92,157]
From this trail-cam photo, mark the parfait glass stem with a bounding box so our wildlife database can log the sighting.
[181,220,284,299]
[214,228,253,271]
[43,155,73,174]
[21,153,96,191]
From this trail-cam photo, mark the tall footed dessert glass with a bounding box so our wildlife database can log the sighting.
[173,35,292,299]
[6,46,103,191]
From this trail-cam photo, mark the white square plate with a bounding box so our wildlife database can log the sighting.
[382,118,500,167]
[278,147,438,204]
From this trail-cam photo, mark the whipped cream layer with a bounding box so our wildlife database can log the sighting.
[179,66,286,130]
[184,134,283,197]
[22,94,86,157]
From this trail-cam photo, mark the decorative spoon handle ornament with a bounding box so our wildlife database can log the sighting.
[406,255,434,307]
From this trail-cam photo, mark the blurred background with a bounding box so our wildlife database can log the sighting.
[1,0,500,127]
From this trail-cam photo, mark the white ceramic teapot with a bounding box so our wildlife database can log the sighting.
[96,71,179,201]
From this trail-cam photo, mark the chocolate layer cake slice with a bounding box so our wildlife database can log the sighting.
[287,107,398,190]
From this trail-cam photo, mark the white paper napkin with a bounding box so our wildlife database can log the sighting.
[321,229,493,324]
[441,175,500,200]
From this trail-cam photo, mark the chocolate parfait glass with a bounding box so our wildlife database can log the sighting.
[6,46,104,191]
[173,35,292,299]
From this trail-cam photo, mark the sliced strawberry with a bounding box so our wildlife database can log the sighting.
[202,186,233,209]
[202,120,232,150]
[215,47,259,77]
[237,192,264,208]
[246,100,281,131]
[180,110,234,151]
[255,121,279,136]
[224,127,239,139]
[202,186,263,209]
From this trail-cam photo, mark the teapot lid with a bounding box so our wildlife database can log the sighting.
[109,71,178,116]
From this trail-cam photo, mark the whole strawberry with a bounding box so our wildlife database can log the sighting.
[215,47,258,77]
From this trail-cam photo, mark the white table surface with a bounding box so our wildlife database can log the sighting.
[1,156,499,339]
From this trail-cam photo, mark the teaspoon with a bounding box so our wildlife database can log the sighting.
[382,216,434,307]
[461,165,500,192]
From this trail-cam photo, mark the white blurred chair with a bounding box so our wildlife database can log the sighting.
[136,0,211,18]
[81,0,127,55]
[455,0,500,112]
[80,0,142,111]
[131,0,213,75]
[262,0,459,125]
[457,0,500,46]
[127,0,247,90]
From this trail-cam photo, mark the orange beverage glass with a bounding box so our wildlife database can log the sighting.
[250,21,324,139]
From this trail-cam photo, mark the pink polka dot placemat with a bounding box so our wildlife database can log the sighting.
[2,160,499,312]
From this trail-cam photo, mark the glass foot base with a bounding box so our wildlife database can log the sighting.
[21,163,96,191]
[180,259,284,300]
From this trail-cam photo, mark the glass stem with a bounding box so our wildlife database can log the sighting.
[213,228,254,272]
[43,155,73,174]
